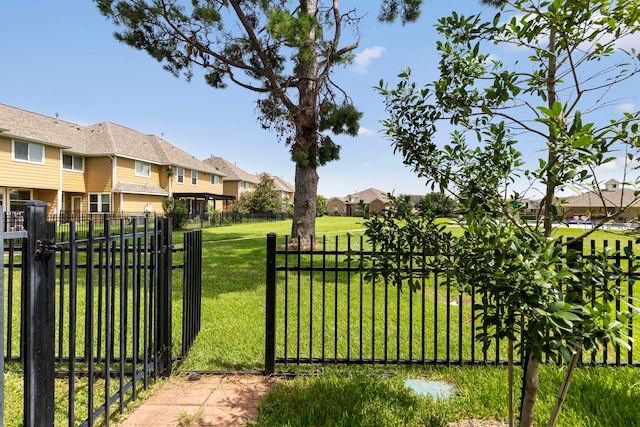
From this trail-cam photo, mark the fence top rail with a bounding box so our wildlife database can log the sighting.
[1,230,28,240]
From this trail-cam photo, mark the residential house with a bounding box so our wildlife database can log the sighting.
[560,179,640,222]
[203,156,260,211]
[0,103,228,222]
[326,188,390,216]
[258,172,295,212]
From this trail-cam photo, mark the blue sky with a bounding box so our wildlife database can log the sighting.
[1,1,637,198]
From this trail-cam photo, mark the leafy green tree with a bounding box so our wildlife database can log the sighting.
[247,174,282,214]
[372,1,640,425]
[234,192,251,215]
[418,192,457,217]
[316,195,327,217]
[162,197,188,229]
[95,0,423,246]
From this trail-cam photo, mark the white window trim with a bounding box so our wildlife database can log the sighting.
[89,193,111,213]
[210,174,219,186]
[191,170,198,186]
[176,167,184,184]
[135,160,151,178]
[9,188,32,212]
[62,154,84,172]
[12,140,45,165]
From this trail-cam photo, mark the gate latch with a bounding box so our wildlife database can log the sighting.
[35,239,59,260]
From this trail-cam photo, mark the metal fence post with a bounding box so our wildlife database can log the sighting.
[265,233,277,375]
[157,217,173,377]
[0,206,5,427]
[23,200,55,426]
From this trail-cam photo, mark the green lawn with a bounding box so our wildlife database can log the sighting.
[174,217,640,427]
[5,216,640,426]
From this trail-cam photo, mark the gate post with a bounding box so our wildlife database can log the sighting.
[23,200,55,426]
[157,217,173,377]
[265,233,277,375]
[0,206,5,427]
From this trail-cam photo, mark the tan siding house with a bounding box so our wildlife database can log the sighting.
[203,156,260,211]
[326,188,390,216]
[0,103,228,219]
[560,179,640,222]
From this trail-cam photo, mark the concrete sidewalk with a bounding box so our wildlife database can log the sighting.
[118,373,279,427]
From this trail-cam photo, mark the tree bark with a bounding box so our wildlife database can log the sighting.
[508,339,514,427]
[289,0,320,248]
[520,355,540,427]
[291,164,318,247]
[547,346,582,427]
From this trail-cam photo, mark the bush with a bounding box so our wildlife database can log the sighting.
[162,197,188,230]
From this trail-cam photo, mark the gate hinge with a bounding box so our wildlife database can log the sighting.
[35,239,61,260]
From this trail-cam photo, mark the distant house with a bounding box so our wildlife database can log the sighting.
[326,188,390,216]
[0,103,228,220]
[560,179,640,221]
[202,156,260,211]
[258,172,295,211]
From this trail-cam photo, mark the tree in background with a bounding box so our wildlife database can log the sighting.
[95,0,424,246]
[247,174,282,214]
[162,197,188,229]
[418,192,457,217]
[316,195,327,217]
[372,0,640,425]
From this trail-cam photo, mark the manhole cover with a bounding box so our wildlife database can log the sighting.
[404,379,456,400]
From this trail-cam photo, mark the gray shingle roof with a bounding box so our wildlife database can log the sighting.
[203,156,259,184]
[112,182,169,196]
[0,103,83,148]
[258,172,294,192]
[562,188,640,209]
[344,188,390,204]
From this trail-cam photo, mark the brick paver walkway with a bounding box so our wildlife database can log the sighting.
[118,373,279,427]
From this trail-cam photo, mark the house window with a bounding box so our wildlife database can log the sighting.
[13,140,44,164]
[176,167,184,184]
[242,181,249,191]
[9,189,31,212]
[210,175,219,185]
[135,161,151,177]
[62,154,84,171]
[191,170,198,185]
[89,193,110,213]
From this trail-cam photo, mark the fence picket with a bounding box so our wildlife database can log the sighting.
[1,205,202,425]
[265,232,640,372]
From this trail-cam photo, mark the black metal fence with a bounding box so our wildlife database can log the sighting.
[264,233,639,374]
[1,202,202,426]
[185,211,289,229]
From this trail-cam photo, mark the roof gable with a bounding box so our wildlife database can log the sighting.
[345,188,390,204]
[203,156,259,183]
[258,172,294,192]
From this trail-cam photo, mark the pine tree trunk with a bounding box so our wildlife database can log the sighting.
[290,164,318,248]
[288,0,319,249]
[520,355,540,427]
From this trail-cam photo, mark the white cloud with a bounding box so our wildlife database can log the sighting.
[616,103,636,113]
[594,156,638,174]
[357,127,375,136]
[353,46,386,74]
